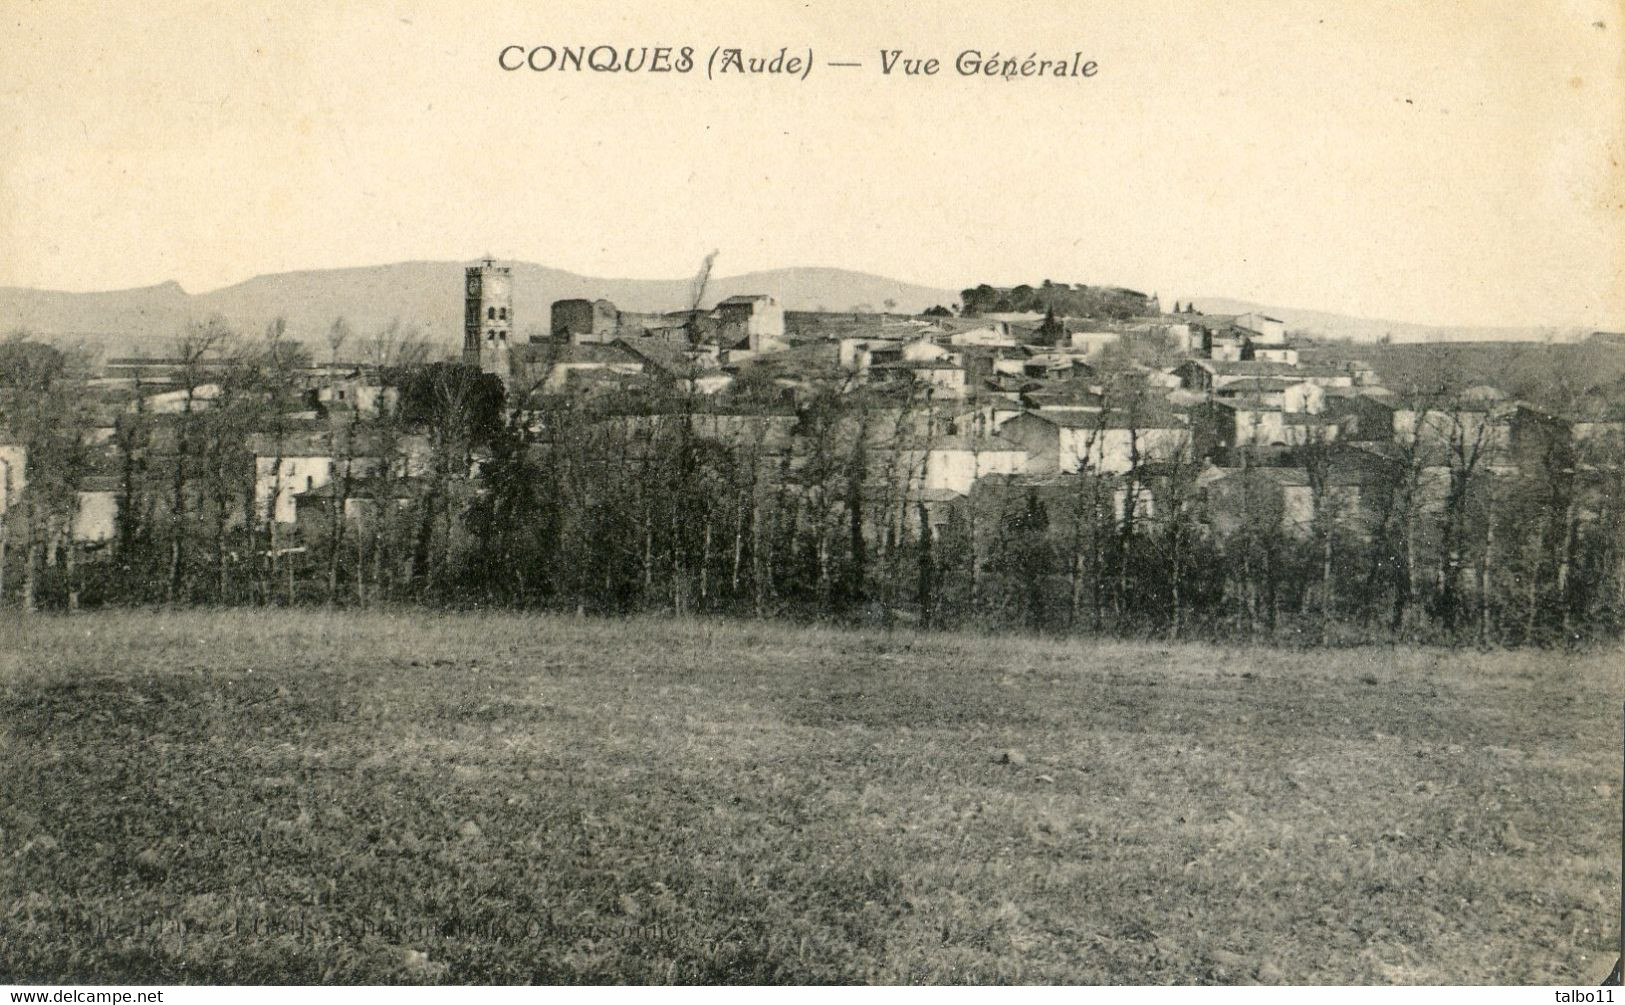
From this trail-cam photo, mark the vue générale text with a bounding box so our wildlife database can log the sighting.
[496,46,1100,81]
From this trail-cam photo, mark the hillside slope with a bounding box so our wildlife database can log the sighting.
[7,271,1604,357]
[1189,297,1587,344]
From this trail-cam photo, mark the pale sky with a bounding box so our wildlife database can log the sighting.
[1,0,1621,328]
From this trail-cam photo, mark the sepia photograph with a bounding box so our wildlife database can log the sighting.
[2,0,1624,989]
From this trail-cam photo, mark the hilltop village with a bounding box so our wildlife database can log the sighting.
[3,261,1624,642]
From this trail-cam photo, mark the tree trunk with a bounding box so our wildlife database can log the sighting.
[1090,489,1105,631]
[215,501,229,604]
[410,492,436,593]
[642,508,654,592]
[24,538,40,613]
[1264,546,1278,634]
[847,481,866,610]
[731,498,745,596]
[373,519,386,603]
[66,540,79,612]
[1555,494,1578,639]
[1170,533,1184,640]
[751,489,766,618]
[167,535,181,604]
[917,502,935,629]
[356,521,367,606]
[817,531,831,613]
[968,498,981,616]
[1391,497,1413,636]
[268,497,281,604]
[699,516,712,609]
[1243,540,1258,638]
[1320,524,1334,646]
[1403,502,1419,631]
[327,464,349,605]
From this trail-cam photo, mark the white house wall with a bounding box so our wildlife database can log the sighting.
[73,490,118,543]
[911,448,1032,495]
[0,444,26,517]
[1059,426,1188,474]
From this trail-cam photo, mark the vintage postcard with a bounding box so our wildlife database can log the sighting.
[1,0,1623,990]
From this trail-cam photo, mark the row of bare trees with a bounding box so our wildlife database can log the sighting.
[6,321,1625,646]
[0,320,438,609]
[438,377,1625,646]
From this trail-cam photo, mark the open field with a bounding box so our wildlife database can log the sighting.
[1,611,1621,984]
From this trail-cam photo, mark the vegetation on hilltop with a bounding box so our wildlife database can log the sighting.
[960,282,1157,320]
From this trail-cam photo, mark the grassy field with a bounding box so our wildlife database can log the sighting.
[1,610,1621,984]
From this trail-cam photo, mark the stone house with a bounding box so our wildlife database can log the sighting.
[550,298,620,343]
[714,294,786,348]
[1001,408,1190,475]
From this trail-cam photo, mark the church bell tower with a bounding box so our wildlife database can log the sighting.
[463,258,513,383]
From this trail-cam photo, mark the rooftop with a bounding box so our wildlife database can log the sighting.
[1214,377,1309,393]
[1013,407,1186,430]
[508,342,647,377]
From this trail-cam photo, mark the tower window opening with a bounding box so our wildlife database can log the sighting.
[499,307,507,320]
[487,307,496,320]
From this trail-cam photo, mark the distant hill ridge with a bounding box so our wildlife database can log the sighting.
[0,262,1603,356]
[0,262,960,356]
[1188,298,1590,345]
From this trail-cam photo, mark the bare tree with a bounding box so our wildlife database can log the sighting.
[253,316,308,604]
[199,337,252,603]
[1435,398,1500,637]
[0,336,94,611]
[1158,431,1199,638]
[166,318,231,602]
[1294,424,1340,645]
